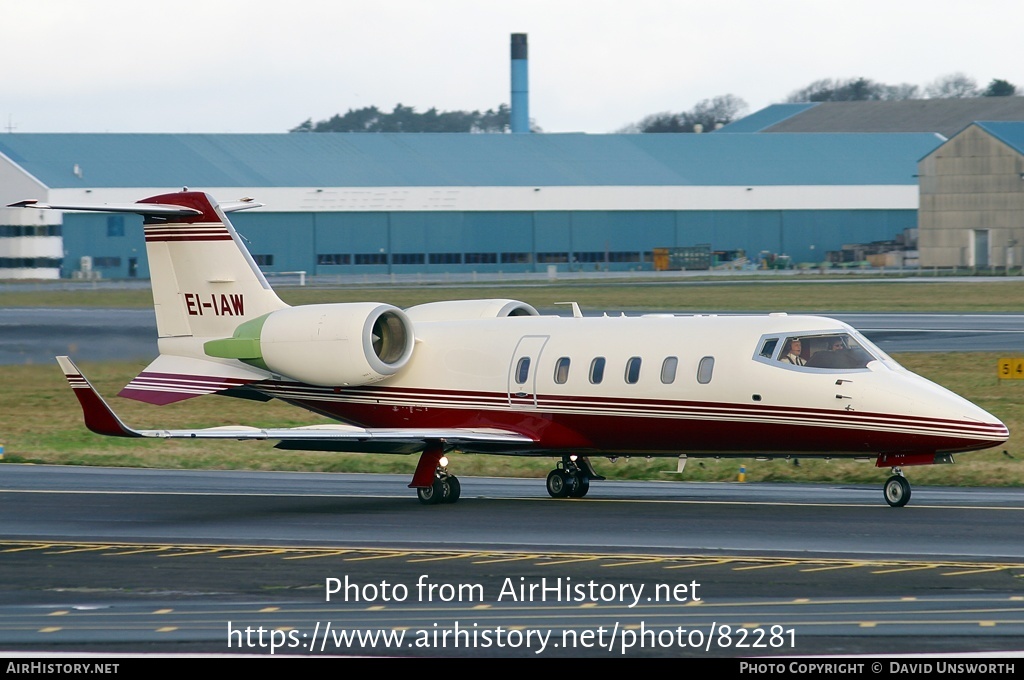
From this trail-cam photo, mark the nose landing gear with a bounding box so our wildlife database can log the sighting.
[883,468,911,508]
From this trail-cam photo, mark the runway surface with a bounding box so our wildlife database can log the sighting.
[1,466,1022,657]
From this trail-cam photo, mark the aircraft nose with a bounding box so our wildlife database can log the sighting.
[957,403,1009,450]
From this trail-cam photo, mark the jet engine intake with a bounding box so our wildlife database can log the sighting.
[205,303,414,386]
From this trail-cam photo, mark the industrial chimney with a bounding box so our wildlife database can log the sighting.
[510,33,529,133]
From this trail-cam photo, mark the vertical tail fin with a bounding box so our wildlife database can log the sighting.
[11,191,288,405]
[139,191,288,340]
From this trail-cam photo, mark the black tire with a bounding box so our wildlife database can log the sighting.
[546,469,569,498]
[884,475,911,508]
[417,478,448,505]
[417,484,439,505]
[446,476,461,504]
[569,475,590,498]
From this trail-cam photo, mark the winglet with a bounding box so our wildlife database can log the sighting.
[56,356,142,438]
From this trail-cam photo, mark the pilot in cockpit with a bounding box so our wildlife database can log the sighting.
[779,338,806,365]
[807,336,873,368]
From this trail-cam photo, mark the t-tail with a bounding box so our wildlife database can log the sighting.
[138,191,288,342]
[127,191,290,404]
[9,190,289,404]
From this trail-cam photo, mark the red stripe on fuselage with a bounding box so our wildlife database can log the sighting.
[145,234,233,242]
[249,383,1006,456]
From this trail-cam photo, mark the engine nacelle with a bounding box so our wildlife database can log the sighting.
[205,303,414,386]
[404,298,539,323]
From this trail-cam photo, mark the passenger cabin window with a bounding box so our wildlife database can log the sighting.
[697,356,715,384]
[515,357,530,384]
[554,357,570,384]
[590,357,606,384]
[775,333,874,369]
[625,357,642,384]
[661,356,678,384]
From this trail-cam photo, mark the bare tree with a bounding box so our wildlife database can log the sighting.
[683,94,749,130]
[621,95,748,133]
[878,83,921,100]
[785,77,918,102]
[925,73,979,99]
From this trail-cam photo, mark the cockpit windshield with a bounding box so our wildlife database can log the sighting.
[763,332,878,370]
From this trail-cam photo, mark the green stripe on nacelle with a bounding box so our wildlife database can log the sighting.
[203,313,271,371]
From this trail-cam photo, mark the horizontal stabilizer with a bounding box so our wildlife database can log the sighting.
[57,356,535,452]
[118,354,269,405]
[8,198,262,215]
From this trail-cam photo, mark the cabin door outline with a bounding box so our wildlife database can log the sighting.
[508,335,549,408]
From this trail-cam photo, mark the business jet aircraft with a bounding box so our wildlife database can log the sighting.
[12,190,1008,508]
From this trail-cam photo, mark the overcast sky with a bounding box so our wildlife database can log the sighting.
[3,0,1022,135]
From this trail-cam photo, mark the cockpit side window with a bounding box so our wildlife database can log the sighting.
[767,333,876,370]
[759,338,778,359]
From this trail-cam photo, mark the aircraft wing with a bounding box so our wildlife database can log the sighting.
[56,356,535,454]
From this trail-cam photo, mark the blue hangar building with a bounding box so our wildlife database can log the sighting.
[0,131,941,280]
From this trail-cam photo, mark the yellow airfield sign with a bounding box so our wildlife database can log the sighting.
[998,358,1024,380]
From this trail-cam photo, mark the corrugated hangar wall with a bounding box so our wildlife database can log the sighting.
[919,124,1024,268]
[60,207,917,279]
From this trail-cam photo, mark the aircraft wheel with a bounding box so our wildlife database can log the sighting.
[546,469,570,498]
[417,478,449,505]
[884,475,911,508]
[417,484,439,505]
[446,476,461,504]
[569,475,590,498]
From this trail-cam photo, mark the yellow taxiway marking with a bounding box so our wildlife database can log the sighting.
[664,560,732,570]
[2,541,1022,578]
[219,550,289,559]
[944,566,1006,576]
[406,554,474,563]
[156,627,177,633]
[540,557,600,566]
[38,627,61,633]
[872,565,938,574]
[153,609,173,614]
[344,552,412,561]
[44,546,111,555]
[104,547,172,556]
[734,561,799,571]
[472,555,542,565]
[2,544,57,553]
[800,563,866,572]
[160,548,225,558]
[283,550,355,560]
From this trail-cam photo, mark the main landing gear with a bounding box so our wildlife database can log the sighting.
[417,470,461,505]
[545,455,601,499]
[883,468,911,508]
[412,445,461,505]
